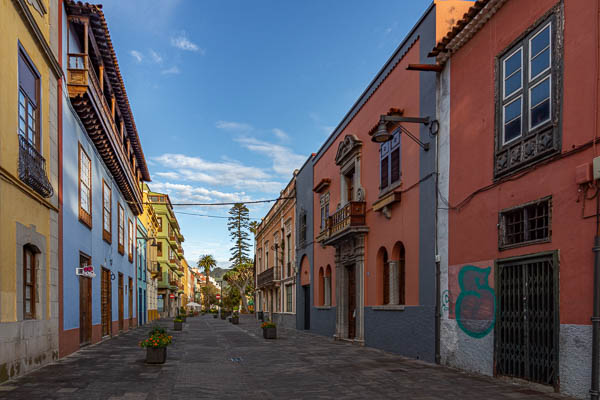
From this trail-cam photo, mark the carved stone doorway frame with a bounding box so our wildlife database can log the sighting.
[334,233,365,343]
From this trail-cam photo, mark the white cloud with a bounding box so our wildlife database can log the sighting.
[149,49,163,64]
[149,181,251,204]
[130,50,143,63]
[215,121,253,132]
[152,153,283,192]
[235,137,306,176]
[171,34,204,53]
[272,128,289,142]
[161,66,180,75]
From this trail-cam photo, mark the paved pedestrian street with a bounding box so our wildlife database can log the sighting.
[0,315,573,400]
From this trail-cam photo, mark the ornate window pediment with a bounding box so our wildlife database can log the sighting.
[335,135,362,166]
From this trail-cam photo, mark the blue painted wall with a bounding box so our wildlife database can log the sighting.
[61,94,138,331]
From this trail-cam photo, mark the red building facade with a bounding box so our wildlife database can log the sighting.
[433,0,598,397]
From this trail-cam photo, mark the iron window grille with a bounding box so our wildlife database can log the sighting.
[494,8,563,178]
[499,197,551,249]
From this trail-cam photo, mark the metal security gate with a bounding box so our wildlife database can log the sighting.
[495,251,559,389]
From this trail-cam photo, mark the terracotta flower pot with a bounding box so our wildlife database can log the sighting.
[145,347,167,364]
[263,326,276,339]
[174,321,183,331]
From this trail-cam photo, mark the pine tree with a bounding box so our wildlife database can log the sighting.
[228,203,251,267]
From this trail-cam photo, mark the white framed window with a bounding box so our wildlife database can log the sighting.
[78,144,92,227]
[495,11,560,178]
[102,180,111,242]
[528,22,551,81]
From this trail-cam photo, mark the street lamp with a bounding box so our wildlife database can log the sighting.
[371,114,438,150]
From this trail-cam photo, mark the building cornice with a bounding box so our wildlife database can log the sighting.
[431,0,507,65]
[12,0,62,79]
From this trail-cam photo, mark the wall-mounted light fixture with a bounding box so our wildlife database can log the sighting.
[372,114,439,150]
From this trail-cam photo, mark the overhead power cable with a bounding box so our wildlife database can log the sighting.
[142,196,295,207]
[175,211,261,221]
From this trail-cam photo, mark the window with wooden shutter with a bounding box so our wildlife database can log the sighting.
[118,204,125,254]
[128,219,134,262]
[380,130,401,192]
[79,144,92,228]
[102,180,112,243]
[23,246,37,319]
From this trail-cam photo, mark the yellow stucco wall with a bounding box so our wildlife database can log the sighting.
[0,0,54,322]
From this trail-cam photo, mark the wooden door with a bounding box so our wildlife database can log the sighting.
[118,273,124,331]
[128,277,133,327]
[79,276,92,345]
[101,268,111,337]
[303,285,310,330]
[347,265,356,339]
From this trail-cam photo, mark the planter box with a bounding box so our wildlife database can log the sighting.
[145,347,167,364]
[174,321,183,331]
[228,317,232,323]
[213,314,218,319]
[232,317,239,325]
[181,316,187,323]
[257,311,264,321]
[262,326,276,339]
[220,313,226,320]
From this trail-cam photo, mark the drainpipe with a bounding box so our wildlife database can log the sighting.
[592,192,600,400]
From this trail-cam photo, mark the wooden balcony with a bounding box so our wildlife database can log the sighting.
[318,201,368,245]
[66,53,143,214]
[257,267,280,288]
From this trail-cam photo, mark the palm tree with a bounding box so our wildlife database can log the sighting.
[198,254,216,309]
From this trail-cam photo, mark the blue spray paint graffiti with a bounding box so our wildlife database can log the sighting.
[455,265,496,338]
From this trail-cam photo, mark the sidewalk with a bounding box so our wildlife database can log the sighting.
[0,315,575,399]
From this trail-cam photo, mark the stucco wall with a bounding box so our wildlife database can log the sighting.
[61,94,137,346]
[444,1,596,397]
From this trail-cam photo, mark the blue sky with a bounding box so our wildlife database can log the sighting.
[99,0,434,268]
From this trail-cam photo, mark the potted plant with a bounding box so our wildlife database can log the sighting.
[231,312,239,325]
[173,317,183,331]
[139,328,172,364]
[179,307,187,322]
[261,321,276,339]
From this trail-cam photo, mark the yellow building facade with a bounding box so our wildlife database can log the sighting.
[0,0,62,382]
[139,183,161,322]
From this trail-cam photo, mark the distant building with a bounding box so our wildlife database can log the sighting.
[255,175,297,328]
[146,190,185,317]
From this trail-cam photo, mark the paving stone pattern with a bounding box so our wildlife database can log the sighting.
[0,315,574,399]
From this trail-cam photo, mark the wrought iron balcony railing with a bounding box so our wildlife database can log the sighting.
[18,135,54,198]
[317,201,366,243]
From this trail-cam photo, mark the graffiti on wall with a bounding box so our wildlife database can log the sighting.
[454,265,496,339]
[441,290,449,313]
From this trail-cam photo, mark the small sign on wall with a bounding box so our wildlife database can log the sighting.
[76,265,96,278]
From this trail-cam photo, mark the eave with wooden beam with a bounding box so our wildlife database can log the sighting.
[65,1,151,215]
[406,64,443,72]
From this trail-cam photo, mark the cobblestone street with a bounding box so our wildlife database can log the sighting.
[0,315,574,399]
